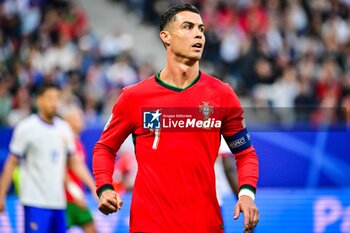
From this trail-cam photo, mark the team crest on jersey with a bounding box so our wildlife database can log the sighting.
[199,102,214,120]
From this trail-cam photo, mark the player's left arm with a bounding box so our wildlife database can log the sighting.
[231,146,259,232]
[223,132,259,232]
[221,84,259,232]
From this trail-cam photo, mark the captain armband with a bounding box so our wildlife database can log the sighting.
[224,128,252,154]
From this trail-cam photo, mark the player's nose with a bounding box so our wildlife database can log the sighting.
[194,28,204,40]
[195,30,203,39]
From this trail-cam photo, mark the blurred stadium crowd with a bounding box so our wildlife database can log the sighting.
[1,0,350,128]
[0,0,156,127]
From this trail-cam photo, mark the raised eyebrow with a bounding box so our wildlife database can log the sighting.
[181,22,205,28]
[182,21,195,26]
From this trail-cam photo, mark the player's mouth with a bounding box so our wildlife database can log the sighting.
[192,43,203,49]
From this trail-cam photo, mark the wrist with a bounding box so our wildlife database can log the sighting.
[96,184,114,198]
[238,188,255,201]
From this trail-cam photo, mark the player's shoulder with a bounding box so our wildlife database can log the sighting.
[14,114,38,130]
[122,75,156,94]
[120,75,157,100]
[53,116,71,129]
[200,72,234,92]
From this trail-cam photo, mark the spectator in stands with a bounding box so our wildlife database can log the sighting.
[0,0,349,127]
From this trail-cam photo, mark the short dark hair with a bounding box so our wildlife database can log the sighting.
[160,4,200,31]
[37,83,60,96]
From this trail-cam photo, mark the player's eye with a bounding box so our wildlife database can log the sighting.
[183,24,192,29]
[199,27,205,33]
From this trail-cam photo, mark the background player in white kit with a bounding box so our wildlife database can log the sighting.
[0,83,96,233]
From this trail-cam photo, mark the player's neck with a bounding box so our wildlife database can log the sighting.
[160,61,199,89]
[38,112,54,124]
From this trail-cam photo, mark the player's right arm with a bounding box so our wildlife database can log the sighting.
[0,154,19,212]
[93,89,134,215]
[0,121,27,212]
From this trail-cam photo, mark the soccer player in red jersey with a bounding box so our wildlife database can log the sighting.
[63,106,96,233]
[93,4,259,233]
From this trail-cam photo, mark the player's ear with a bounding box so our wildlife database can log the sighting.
[160,30,170,47]
[36,96,42,109]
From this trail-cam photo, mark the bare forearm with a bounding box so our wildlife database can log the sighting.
[0,155,18,198]
[222,156,239,197]
[68,155,95,192]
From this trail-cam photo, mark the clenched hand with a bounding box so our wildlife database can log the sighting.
[98,189,123,215]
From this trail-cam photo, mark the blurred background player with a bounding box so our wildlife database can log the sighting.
[0,83,96,233]
[61,105,96,233]
[216,137,239,206]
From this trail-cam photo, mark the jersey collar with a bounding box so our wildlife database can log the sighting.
[155,71,201,92]
[36,114,55,126]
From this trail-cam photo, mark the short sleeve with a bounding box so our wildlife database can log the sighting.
[65,123,76,156]
[9,122,29,158]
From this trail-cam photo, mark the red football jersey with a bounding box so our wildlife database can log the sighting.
[93,72,258,233]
